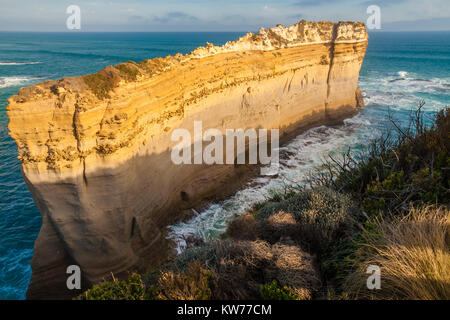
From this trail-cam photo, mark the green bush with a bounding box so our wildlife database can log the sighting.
[313,105,449,217]
[320,220,379,295]
[84,62,141,99]
[260,280,298,300]
[84,72,116,99]
[160,242,220,273]
[77,273,148,300]
[115,62,140,81]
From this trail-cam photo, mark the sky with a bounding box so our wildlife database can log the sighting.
[0,0,449,32]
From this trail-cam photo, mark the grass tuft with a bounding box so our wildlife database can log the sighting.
[343,206,450,300]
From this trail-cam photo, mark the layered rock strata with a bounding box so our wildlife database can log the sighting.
[7,20,368,299]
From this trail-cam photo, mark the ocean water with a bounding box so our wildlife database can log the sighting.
[0,31,449,299]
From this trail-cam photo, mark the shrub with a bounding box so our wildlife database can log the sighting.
[77,273,147,300]
[268,243,321,299]
[163,239,320,300]
[312,105,449,216]
[226,213,259,241]
[343,206,450,300]
[84,63,141,99]
[115,62,140,81]
[161,241,223,273]
[260,280,298,300]
[184,239,321,300]
[84,67,121,100]
[211,240,274,299]
[255,187,359,254]
[320,220,379,296]
[226,211,300,244]
[258,211,299,244]
[156,260,213,300]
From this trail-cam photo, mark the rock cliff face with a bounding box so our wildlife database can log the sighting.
[7,20,368,299]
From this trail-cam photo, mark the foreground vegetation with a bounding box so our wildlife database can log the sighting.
[79,106,449,300]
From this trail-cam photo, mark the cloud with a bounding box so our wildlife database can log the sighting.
[128,15,148,22]
[223,14,247,22]
[380,17,450,31]
[262,4,277,13]
[292,0,335,7]
[126,11,201,26]
[288,13,304,19]
[152,11,199,24]
[360,0,409,7]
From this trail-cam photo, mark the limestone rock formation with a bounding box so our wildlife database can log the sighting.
[7,20,368,299]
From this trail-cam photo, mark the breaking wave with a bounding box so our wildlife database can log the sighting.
[0,76,43,89]
[360,71,449,112]
[0,62,41,66]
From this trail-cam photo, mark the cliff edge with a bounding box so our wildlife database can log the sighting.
[7,20,368,299]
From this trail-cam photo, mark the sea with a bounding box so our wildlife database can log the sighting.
[0,31,449,299]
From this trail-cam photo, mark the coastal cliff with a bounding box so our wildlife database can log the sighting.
[7,20,368,299]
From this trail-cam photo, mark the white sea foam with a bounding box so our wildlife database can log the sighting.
[167,112,380,254]
[0,62,41,66]
[0,76,42,89]
[359,73,448,112]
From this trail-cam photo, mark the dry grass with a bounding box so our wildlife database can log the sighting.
[269,243,321,299]
[344,206,450,299]
[226,211,300,244]
[226,213,260,241]
[211,240,274,299]
[211,240,320,300]
[156,260,213,300]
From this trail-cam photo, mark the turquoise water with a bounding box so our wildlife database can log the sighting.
[0,31,449,299]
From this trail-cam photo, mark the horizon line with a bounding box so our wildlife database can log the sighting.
[1,29,450,33]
